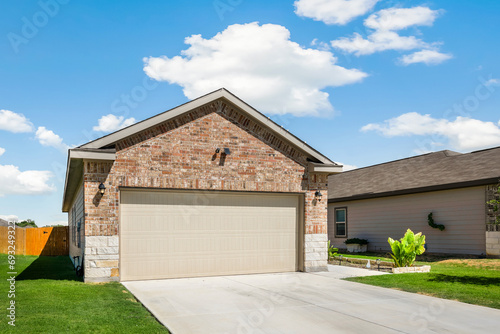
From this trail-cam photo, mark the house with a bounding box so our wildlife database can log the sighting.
[328,148,500,257]
[62,88,342,283]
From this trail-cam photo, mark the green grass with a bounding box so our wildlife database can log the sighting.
[347,259,500,309]
[0,254,168,333]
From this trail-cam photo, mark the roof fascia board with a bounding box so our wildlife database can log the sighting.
[62,150,116,212]
[61,153,72,212]
[70,150,116,160]
[62,157,82,212]
[308,162,343,174]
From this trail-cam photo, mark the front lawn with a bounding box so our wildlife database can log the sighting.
[0,254,168,333]
[346,259,500,309]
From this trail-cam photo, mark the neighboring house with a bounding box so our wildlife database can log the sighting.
[62,89,342,283]
[328,148,500,257]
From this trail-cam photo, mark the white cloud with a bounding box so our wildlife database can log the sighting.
[362,112,437,136]
[361,112,500,151]
[43,220,68,227]
[0,110,73,153]
[399,49,452,66]
[337,162,358,171]
[35,126,70,153]
[294,0,379,25]
[0,215,19,222]
[0,109,34,133]
[331,6,450,61]
[0,164,55,196]
[310,38,331,51]
[143,22,367,117]
[485,78,500,87]
[93,114,136,133]
[331,30,427,56]
[364,6,442,31]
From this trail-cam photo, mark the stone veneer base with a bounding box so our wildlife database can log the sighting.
[304,233,328,272]
[84,236,120,282]
[486,231,500,257]
[392,265,431,274]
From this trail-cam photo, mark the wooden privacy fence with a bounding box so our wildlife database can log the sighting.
[0,226,68,256]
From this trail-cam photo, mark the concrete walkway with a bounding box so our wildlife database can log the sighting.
[324,264,389,278]
[123,265,500,334]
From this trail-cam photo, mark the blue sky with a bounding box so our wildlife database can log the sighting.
[1,0,499,225]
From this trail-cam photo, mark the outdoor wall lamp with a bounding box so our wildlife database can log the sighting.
[98,182,106,195]
[314,190,323,202]
[215,147,231,155]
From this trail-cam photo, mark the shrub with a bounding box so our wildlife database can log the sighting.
[16,219,37,228]
[388,229,426,268]
[344,238,368,245]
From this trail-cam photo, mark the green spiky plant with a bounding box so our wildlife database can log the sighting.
[388,229,426,268]
[327,240,338,260]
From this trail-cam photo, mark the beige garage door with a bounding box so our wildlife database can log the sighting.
[120,189,300,281]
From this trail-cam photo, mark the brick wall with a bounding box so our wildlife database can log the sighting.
[82,100,329,281]
[304,173,328,271]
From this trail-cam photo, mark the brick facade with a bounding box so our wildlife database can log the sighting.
[82,100,329,281]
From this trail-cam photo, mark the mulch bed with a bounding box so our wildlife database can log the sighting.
[328,252,487,273]
[328,258,393,273]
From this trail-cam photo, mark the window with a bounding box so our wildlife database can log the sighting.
[334,208,347,238]
[71,207,76,245]
[77,218,81,248]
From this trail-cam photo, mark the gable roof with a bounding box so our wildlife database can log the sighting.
[329,147,500,202]
[63,88,341,212]
[79,88,335,165]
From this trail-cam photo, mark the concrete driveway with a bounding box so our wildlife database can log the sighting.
[123,266,500,334]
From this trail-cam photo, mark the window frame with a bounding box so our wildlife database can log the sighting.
[71,207,76,245]
[76,218,81,248]
[334,207,348,238]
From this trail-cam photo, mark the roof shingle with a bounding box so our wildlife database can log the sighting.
[328,147,500,202]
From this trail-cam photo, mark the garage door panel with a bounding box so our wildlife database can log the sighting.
[120,190,299,281]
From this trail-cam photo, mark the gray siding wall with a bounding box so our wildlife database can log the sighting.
[328,186,487,255]
[69,181,85,264]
